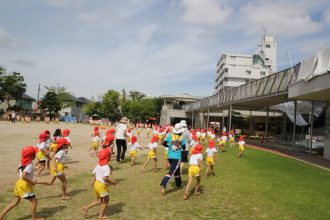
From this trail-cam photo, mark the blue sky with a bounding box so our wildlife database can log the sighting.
[0,0,329,99]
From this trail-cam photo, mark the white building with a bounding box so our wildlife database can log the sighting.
[214,35,277,93]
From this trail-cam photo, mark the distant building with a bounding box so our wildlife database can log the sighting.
[160,93,201,126]
[59,95,90,122]
[0,94,35,115]
[214,35,277,93]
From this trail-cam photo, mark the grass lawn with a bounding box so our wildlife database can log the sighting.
[1,144,330,220]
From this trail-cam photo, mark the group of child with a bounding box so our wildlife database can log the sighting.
[0,128,73,220]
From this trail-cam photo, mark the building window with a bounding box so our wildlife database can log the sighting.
[246,70,251,75]
[260,71,266,76]
[224,68,228,73]
[265,58,269,61]
[224,77,228,82]
[231,56,236,60]
[266,44,271,48]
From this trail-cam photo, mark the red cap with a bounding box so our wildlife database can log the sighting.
[151,136,158,143]
[103,135,114,146]
[98,148,110,166]
[39,133,48,142]
[43,130,50,134]
[192,149,201,154]
[94,126,99,131]
[56,138,69,149]
[208,139,215,148]
[131,135,137,144]
[21,146,37,167]
[63,129,70,137]
[222,131,227,136]
[239,136,244,141]
[93,131,100,137]
[194,144,203,152]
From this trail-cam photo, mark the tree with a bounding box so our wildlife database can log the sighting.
[100,90,121,121]
[82,99,100,116]
[121,88,126,102]
[0,66,27,109]
[45,86,73,109]
[129,90,146,101]
[40,91,60,119]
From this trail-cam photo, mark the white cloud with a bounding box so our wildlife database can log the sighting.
[139,25,158,44]
[240,1,322,37]
[323,8,330,25]
[181,0,233,26]
[9,58,35,67]
[0,26,23,49]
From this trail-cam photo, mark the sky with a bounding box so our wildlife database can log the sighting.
[0,0,329,100]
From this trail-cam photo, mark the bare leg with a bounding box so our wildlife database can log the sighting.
[83,198,101,217]
[180,162,184,174]
[141,159,151,173]
[0,196,20,220]
[37,162,46,176]
[184,175,193,200]
[131,157,135,166]
[194,176,201,196]
[58,175,71,200]
[45,155,51,169]
[153,159,158,171]
[28,196,44,220]
[205,165,210,178]
[98,196,109,219]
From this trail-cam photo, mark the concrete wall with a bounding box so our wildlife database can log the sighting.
[324,105,330,160]
[160,109,189,125]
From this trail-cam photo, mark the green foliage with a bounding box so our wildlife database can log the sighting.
[100,89,121,121]
[45,86,73,108]
[129,90,146,101]
[40,91,60,117]
[82,100,100,116]
[0,66,27,107]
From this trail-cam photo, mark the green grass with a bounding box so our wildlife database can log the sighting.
[1,145,330,219]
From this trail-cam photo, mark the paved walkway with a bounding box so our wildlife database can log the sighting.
[246,141,330,171]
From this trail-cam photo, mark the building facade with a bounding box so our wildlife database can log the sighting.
[214,36,277,93]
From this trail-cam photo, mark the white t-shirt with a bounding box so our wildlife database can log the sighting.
[37,142,46,151]
[205,148,217,157]
[55,149,66,164]
[93,164,110,184]
[189,153,203,165]
[196,131,201,137]
[221,136,227,141]
[130,142,141,151]
[45,138,51,148]
[64,136,71,144]
[238,140,246,146]
[148,142,158,150]
[115,123,127,139]
[19,163,33,180]
[92,135,100,142]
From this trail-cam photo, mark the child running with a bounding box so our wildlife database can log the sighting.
[238,136,246,158]
[141,136,158,173]
[83,146,117,219]
[90,126,101,157]
[205,139,217,177]
[50,129,62,154]
[36,133,50,176]
[129,136,143,166]
[48,138,72,200]
[183,144,203,200]
[220,132,227,152]
[0,146,49,220]
[229,130,235,148]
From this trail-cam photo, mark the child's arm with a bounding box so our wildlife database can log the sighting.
[213,152,217,161]
[103,176,117,185]
[22,171,37,185]
[69,143,72,149]
[91,174,96,187]
[198,159,203,171]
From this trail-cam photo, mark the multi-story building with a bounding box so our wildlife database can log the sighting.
[214,35,277,93]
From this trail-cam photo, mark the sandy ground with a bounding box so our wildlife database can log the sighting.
[0,121,150,191]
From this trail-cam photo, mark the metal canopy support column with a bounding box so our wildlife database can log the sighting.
[222,110,225,131]
[207,108,210,129]
[309,101,314,154]
[293,100,297,152]
[265,106,269,143]
[192,111,195,129]
[229,104,232,132]
[249,110,252,135]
